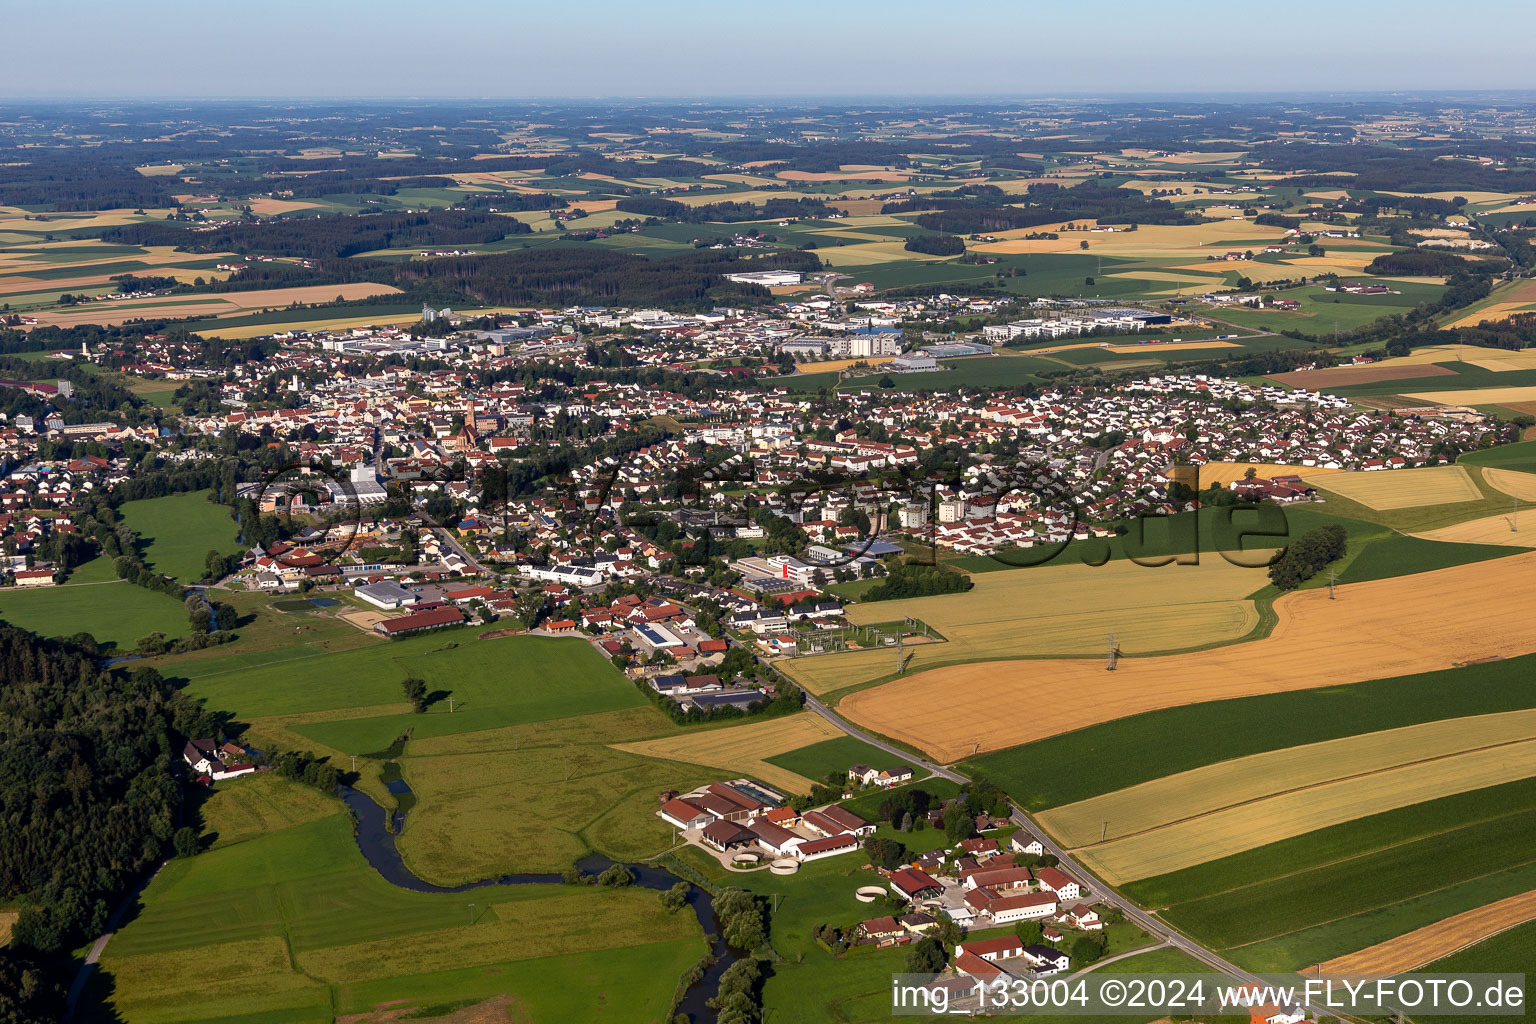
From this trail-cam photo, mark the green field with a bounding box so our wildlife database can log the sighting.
[119,490,241,582]
[186,630,648,749]
[84,775,704,1024]
[964,653,1536,810]
[1118,779,1536,971]
[0,577,188,650]
[763,734,902,784]
[1209,280,1446,334]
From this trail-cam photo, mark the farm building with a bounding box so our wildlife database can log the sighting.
[374,605,464,636]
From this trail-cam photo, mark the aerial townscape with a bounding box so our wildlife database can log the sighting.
[2,7,1536,1024]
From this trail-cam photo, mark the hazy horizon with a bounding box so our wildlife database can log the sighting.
[6,0,1536,100]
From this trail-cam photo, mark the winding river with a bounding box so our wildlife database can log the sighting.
[339,786,740,1021]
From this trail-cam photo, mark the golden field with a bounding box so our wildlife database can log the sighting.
[610,712,846,793]
[0,910,14,948]
[1195,461,1345,486]
[1308,465,1483,510]
[1482,467,1536,501]
[1038,708,1536,849]
[1412,512,1535,547]
[1402,385,1536,406]
[24,282,403,329]
[837,550,1536,763]
[1076,737,1536,883]
[974,218,1289,258]
[1319,889,1536,975]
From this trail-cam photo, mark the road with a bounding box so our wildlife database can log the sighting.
[802,695,1335,1016]
[63,859,168,1022]
[431,525,492,577]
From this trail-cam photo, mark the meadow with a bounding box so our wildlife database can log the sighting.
[839,550,1536,762]
[86,774,704,1024]
[119,489,242,582]
[763,733,898,785]
[0,576,188,649]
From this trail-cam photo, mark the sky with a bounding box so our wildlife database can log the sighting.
[7,0,1536,99]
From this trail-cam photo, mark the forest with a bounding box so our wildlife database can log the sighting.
[101,209,520,259]
[386,246,822,310]
[889,181,1198,234]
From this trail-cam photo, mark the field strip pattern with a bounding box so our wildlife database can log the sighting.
[1074,738,1536,884]
[610,712,845,792]
[1318,889,1536,975]
[1038,708,1536,848]
[837,550,1536,762]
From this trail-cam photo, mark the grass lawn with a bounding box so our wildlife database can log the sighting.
[85,774,704,1024]
[0,577,188,650]
[764,735,899,785]
[119,489,241,582]
[964,653,1536,810]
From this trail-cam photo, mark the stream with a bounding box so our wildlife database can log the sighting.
[338,786,740,1022]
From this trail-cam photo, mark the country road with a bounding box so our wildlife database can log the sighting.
[801,695,1336,1016]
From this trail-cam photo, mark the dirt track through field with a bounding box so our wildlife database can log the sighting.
[838,550,1536,763]
[1318,889,1536,975]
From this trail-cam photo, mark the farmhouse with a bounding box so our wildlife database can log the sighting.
[855,916,907,947]
[13,569,54,587]
[1036,867,1082,901]
[1022,945,1070,975]
[1011,832,1045,857]
[181,738,257,781]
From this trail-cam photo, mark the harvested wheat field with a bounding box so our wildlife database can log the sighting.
[1268,363,1457,389]
[1481,467,1536,501]
[1319,889,1536,976]
[1039,708,1536,849]
[837,550,1536,764]
[1076,737,1536,883]
[1193,462,1345,486]
[792,356,896,374]
[0,910,14,947]
[1403,385,1536,406]
[611,712,845,793]
[1310,465,1482,510]
[1413,512,1534,547]
[25,282,401,329]
[1102,341,1239,354]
